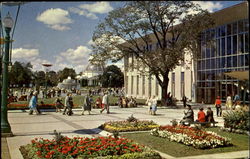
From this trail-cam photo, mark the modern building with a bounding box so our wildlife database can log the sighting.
[124,2,249,104]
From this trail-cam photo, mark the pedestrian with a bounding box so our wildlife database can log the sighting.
[146,96,152,115]
[82,94,92,115]
[215,96,222,117]
[63,93,73,116]
[180,105,194,126]
[196,107,206,123]
[226,94,233,110]
[100,92,110,114]
[205,107,215,122]
[233,93,240,109]
[182,95,187,108]
[28,91,41,115]
[54,95,63,113]
[151,96,157,115]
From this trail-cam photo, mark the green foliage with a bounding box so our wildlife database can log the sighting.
[100,65,124,87]
[57,67,76,82]
[53,130,64,144]
[9,61,33,87]
[127,114,138,122]
[223,110,250,131]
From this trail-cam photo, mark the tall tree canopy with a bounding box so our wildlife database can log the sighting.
[57,67,76,82]
[91,1,214,105]
[100,65,124,88]
[9,61,33,87]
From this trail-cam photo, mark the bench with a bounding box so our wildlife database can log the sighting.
[190,121,219,127]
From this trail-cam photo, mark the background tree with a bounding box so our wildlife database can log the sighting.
[57,67,76,82]
[9,61,33,87]
[47,70,58,86]
[100,65,124,88]
[91,1,214,105]
[33,71,45,90]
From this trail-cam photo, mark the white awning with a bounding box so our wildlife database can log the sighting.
[224,71,249,81]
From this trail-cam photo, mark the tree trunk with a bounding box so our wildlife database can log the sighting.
[161,73,169,106]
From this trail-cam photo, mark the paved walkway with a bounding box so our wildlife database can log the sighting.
[1,105,249,159]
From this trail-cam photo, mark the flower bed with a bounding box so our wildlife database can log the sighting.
[20,136,161,159]
[151,125,232,149]
[100,120,160,132]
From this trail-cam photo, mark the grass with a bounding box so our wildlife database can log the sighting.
[122,127,249,157]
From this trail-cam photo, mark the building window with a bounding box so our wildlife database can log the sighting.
[238,20,244,33]
[232,22,237,34]
[232,56,237,67]
[221,25,226,37]
[136,75,139,95]
[216,39,220,56]
[148,75,152,97]
[227,36,232,55]
[245,33,249,53]
[131,76,134,95]
[142,75,145,95]
[221,38,225,56]
[232,35,237,54]
[171,73,175,97]
[155,78,159,96]
[181,72,185,97]
[245,54,249,66]
[238,34,244,53]
[238,55,244,67]
[227,23,232,35]
[227,56,232,67]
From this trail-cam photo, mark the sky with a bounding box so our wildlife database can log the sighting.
[0,1,246,74]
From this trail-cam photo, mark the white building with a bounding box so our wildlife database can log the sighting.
[78,63,104,86]
[124,52,196,102]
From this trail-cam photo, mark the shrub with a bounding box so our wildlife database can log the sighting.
[223,110,250,131]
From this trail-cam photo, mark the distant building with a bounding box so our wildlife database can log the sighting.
[57,76,80,90]
[78,63,105,86]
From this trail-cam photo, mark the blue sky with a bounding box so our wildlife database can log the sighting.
[0,1,246,73]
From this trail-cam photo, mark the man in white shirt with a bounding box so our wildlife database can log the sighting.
[100,92,110,114]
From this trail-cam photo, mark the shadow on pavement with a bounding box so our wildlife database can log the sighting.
[73,128,102,135]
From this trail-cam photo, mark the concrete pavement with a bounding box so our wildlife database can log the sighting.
[1,105,249,159]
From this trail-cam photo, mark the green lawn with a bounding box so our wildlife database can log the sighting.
[122,127,249,157]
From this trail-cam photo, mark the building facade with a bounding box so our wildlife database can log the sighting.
[197,2,249,103]
[124,2,249,103]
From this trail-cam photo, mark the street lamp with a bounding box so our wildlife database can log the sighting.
[42,63,52,98]
[1,12,14,136]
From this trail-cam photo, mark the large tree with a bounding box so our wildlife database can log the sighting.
[9,61,33,87]
[100,65,124,88]
[57,67,76,82]
[91,1,214,105]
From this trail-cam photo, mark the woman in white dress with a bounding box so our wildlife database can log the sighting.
[226,94,232,110]
[146,96,152,114]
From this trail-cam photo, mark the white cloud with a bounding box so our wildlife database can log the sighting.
[36,8,73,31]
[12,48,39,59]
[52,45,92,73]
[193,1,223,12]
[69,2,113,20]
[68,7,98,19]
[79,2,113,14]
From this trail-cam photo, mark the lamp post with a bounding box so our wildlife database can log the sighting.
[1,12,14,136]
[42,63,52,98]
